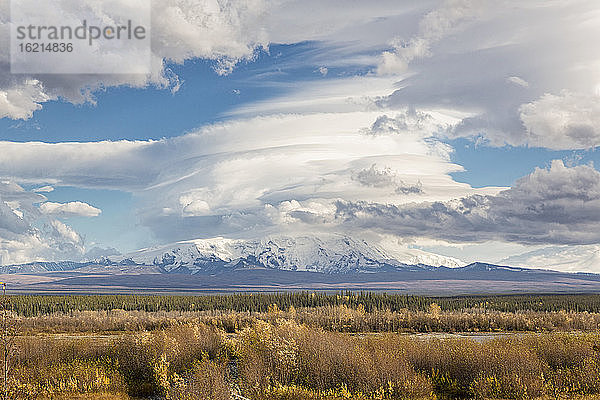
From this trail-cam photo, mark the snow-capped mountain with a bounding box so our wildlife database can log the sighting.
[501,245,600,274]
[3,235,600,296]
[115,234,466,274]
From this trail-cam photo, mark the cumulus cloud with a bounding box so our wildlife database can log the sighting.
[335,160,600,246]
[0,182,88,264]
[366,110,436,136]
[0,80,51,120]
[151,0,271,73]
[0,0,271,119]
[382,1,600,150]
[520,91,600,150]
[40,201,102,217]
[352,164,423,195]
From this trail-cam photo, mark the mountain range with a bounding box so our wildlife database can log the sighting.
[1,234,599,295]
[115,235,466,274]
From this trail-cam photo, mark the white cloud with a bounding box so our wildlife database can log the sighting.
[506,76,529,88]
[0,0,272,119]
[0,105,490,243]
[49,219,84,247]
[0,140,156,189]
[0,182,87,264]
[351,164,423,195]
[32,186,54,193]
[377,0,485,75]
[40,201,102,217]
[136,109,485,241]
[151,0,271,71]
[180,196,211,216]
[502,245,600,274]
[381,1,600,150]
[520,91,600,150]
[228,75,399,117]
[0,80,51,120]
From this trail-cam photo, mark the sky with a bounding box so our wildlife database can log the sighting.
[1,0,600,272]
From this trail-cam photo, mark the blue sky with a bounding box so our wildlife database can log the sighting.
[1,52,283,143]
[1,0,600,272]
[448,139,600,188]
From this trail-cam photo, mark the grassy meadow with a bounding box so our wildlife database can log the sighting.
[2,293,600,399]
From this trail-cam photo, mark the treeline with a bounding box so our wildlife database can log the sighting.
[6,292,600,317]
[14,307,600,335]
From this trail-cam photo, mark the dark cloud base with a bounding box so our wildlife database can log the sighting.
[335,160,600,245]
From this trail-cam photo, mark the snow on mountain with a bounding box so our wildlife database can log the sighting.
[501,245,600,274]
[374,245,465,269]
[116,234,466,274]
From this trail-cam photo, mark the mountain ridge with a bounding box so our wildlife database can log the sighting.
[0,235,585,277]
[114,234,466,274]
